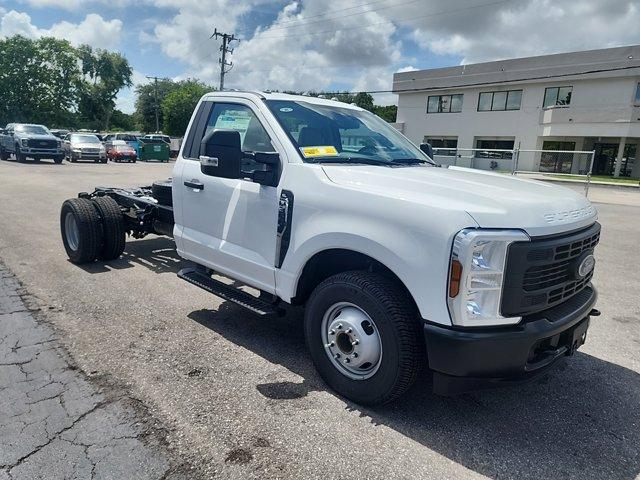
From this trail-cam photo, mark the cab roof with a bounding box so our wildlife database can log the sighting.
[201,90,363,111]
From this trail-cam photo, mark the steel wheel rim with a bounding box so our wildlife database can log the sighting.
[64,212,80,251]
[321,302,382,380]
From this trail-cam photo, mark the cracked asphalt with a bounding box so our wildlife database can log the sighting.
[0,264,190,479]
[0,159,639,479]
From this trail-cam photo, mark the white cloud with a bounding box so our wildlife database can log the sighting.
[408,0,640,64]
[396,65,418,73]
[0,10,123,49]
[47,13,123,49]
[23,0,82,9]
[115,70,149,114]
[146,0,403,93]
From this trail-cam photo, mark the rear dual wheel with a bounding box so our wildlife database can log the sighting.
[60,196,126,264]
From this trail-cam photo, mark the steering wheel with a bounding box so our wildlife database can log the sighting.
[357,145,378,155]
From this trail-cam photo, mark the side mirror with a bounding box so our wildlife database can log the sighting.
[200,129,241,178]
[420,142,434,159]
[251,152,280,187]
[253,151,279,166]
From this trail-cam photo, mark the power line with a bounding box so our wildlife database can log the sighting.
[235,0,391,33]
[211,28,239,91]
[253,0,519,40]
[236,0,423,35]
[145,75,168,133]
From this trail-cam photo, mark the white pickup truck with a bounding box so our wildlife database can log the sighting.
[60,92,600,405]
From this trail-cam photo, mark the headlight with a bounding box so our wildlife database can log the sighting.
[72,147,82,152]
[448,229,529,327]
[21,139,28,147]
[57,140,62,148]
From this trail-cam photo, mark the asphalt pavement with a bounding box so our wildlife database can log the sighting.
[0,159,638,479]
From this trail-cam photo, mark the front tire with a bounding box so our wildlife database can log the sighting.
[16,146,26,163]
[60,198,102,264]
[304,271,424,405]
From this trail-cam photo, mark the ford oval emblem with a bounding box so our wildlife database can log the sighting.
[577,254,596,278]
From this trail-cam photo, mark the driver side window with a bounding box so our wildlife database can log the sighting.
[204,103,274,173]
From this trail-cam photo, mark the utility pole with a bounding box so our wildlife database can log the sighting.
[211,29,238,91]
[145,75,162,133]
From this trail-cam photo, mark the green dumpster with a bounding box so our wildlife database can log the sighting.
[139,139,170,162]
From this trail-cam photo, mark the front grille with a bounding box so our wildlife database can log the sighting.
[82,147,100,153]
[27,139,57,149]
[502,222,600,317]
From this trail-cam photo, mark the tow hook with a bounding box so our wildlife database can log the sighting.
[589,309,601,317]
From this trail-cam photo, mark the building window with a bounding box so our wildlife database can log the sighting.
[477,90,522,111]
[475,139,514,159]
[424,136,458,156]
[635,83,640,104]
[539,141,577,173]
[427,94,463,113]
[543,86,572,108]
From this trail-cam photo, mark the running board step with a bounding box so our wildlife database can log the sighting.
[178,267,282,317]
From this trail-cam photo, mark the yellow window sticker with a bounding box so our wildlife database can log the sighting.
[300,146,339,158]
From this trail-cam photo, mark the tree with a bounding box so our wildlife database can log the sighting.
[161,80,213,136]
[76,45,132,131]
[372,105,397,123]
[354,92,375,111]
[110,109,136,131]
[134,79,179,133]
[0,36,81,127]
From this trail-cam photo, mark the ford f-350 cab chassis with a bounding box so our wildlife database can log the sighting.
[60,91,601,405]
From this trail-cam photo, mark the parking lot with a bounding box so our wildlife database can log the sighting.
[0,159,639,479]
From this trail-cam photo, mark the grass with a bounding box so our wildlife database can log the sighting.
[548,174,639,185]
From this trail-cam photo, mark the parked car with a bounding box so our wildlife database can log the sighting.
[59,92,600,406]
[63,133,107,163]
[106,140,137,163]
[140,134,171,144]
[50,129,70,139]
[0,123,64,163]
[103,133,140,152]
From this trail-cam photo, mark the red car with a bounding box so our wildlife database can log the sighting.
[107,141,137,163]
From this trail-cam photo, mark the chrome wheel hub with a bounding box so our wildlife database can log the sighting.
[64,212,79,251]
[321,302,382,380]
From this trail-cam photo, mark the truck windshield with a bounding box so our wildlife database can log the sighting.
[15,125,49,135]
[266,99,434,165]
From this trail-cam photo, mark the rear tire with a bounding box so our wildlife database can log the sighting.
[60,198,102,264]
[91,196,126,260]
[151,179,173,206]
[304,271,424,405]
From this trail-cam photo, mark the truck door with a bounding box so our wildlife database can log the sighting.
[174,99,282,293]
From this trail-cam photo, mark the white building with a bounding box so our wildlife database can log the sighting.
[393,45,640,178]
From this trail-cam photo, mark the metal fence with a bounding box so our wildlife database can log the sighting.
[433,147,596,196]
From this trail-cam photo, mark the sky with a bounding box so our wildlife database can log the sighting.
[1,0,639,113]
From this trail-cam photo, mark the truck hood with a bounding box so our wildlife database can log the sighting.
[15,133,58,141]
[322,164,597,237]
[71,142,103,149]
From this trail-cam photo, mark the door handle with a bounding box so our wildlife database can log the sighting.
[184,180,204,190]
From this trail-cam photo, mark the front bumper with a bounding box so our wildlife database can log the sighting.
[71,151,105,160]
[424,285,597,395]
[23,148,64,156]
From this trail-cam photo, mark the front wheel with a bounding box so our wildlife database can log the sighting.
[15,147,26,163]
[54,155,63,164]
[304,271,424,405]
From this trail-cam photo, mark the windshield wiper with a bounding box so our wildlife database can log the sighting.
[305,157,389,166]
